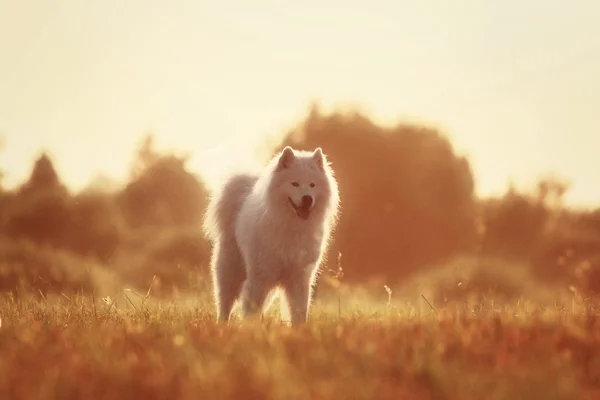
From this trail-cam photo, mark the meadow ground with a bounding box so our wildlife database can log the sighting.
[1,286,600,400]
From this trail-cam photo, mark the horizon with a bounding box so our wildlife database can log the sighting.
[1,1,600,208]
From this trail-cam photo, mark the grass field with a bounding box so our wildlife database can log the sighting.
[1,286,600,400]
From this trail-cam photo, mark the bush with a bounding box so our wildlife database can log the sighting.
[65,192,124,262]
[397,256,566,306]
[0,239,98,296]
[115,227,212,296]
[3,184,72,248]
[479,190,549,261]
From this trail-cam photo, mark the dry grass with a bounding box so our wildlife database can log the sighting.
[1,288,600,400]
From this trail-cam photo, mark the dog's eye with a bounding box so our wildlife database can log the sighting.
[291,182,300,187]
[310,183,315,188]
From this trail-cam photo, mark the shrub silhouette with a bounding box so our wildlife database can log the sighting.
[397,256,563,306]
[479,189,549,261]
[531,209,600,295]
[272,106,479,283]
[117,227,211,295]
[0,239,96,295]
[65,191,124,262]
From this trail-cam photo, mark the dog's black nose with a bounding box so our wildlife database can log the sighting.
[301,195,314,208]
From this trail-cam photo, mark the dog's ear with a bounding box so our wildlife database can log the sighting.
[313,147,325,170]
[276,146,295,170]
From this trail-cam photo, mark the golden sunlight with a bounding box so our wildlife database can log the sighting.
[2,2,600,398]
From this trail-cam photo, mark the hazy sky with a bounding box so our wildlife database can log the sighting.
[1,0,599,206]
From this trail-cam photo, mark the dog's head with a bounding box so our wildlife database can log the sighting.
[269,146,334,221]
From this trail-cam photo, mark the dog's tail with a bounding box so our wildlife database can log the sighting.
[203,173,258,242]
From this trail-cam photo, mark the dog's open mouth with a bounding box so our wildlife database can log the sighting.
[288,197,311,220]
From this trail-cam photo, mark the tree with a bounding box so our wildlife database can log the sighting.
[66,191,123,262]
[3,153,71,247]
[117,134,209,229]
[129,133,163,180]
[273,106,479,283]
[18,152,67,196]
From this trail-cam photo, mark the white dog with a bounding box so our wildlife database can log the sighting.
[203,146,340,326]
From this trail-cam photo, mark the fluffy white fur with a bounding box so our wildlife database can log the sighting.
[203,146,340,326]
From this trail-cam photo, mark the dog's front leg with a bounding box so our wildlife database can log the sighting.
[282,269,313,326]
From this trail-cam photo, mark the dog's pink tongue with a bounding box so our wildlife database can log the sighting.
[297,206,311,220]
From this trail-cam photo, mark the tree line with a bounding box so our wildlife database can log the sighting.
[1,106,599,297]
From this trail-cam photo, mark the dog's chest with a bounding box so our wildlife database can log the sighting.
[268,227,323,267]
